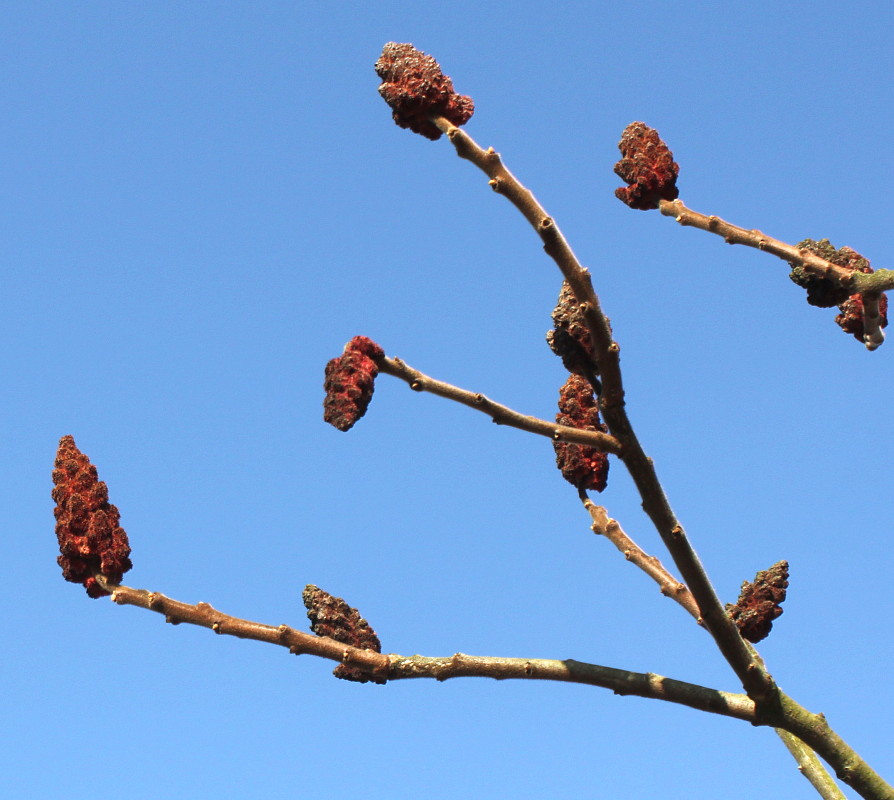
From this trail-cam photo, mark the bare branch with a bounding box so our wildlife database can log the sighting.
[579,492,700,620]
[378,355,623,454]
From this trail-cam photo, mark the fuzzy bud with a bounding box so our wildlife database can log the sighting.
[546,281,599,378]
[726,561,789,643]
[52,435,132,598]
[553,375,609,492]
[836,292,889,340]
[613,122,679,210]
[323,336,385,432]
[375,42,474,140]
[302,584,386,684]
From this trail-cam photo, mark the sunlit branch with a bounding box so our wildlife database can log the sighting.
[379,355,623,454]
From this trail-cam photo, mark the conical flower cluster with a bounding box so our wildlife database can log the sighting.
[375,42,474,141]
[553,375,609,492]
[726,561,789,643]
[546,281,599,379]
[52,435,132,598]
[323,336,385,432]
[302,584,386,684]
[613,122,679,210]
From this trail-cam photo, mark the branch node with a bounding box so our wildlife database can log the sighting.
[410,380,423,391]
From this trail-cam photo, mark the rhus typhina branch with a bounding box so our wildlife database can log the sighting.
[99,577,756,721]
[577,495,846,800]
[425,112,773,704]
[658,198,892,350]
[378,355,623,454]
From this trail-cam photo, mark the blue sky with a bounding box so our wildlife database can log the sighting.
[4,2,893,798]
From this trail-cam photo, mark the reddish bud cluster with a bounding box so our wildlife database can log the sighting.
[375,42,474,140]
[790,239,888,341]
[553,375,609,492]
[836,291,889,341]
[726,561,789,643]
[52,435,132,598]
[546,281,599,379]
[323,336,385,432]
[613,122,680,210]
[302,584,386,684]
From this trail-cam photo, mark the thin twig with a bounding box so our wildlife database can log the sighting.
[427,113,773,703]
[578,491,700,620]
[658,198,891,350]
[379,355,623,454]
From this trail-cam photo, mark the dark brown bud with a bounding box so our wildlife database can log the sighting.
[613,122,679,210]
[302,585,386,684]
[375,42,474,140]
[789,239,869,308]
[323,336,385,432]
[553,375,609,492]
[726,561,789,643]
[52,435,132,598]
[546,281,599,379]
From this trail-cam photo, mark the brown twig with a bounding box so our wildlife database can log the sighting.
[658,198,892,350]
[378,355,623,455]
[577,495,849,799]
[104,575,892,799]
[578,492,699,620]
[427,113,773,704]
[102,578,754,720]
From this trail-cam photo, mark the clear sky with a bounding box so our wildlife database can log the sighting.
[4,2,893,798]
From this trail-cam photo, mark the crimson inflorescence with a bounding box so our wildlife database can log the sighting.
[790,239,889,341]
[553,375,609,492]
[546,281,599,380]
[375,42,474,141]
[726,561,789,643]
[613,122,680,210]
[52,435,132,598]
[323,336,385,432]
[302,584,386,684]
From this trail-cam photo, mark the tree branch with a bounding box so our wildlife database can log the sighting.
[378,355,623,454]
[658,198,891,350]
[427,113,774,703]
[102,577,755,722]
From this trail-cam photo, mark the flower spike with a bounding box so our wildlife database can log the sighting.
[375,43,474,140]
[614,122,679,210]
[553,375,610,492]
[323,336,385,431]
[52,435,132,598]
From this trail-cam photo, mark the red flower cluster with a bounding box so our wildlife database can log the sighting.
[553,375,609,492]
[613,122,680,210]
[375,42,474,141]
[302,584,386,684]
[726,561,789,643]
[546,281,599,379]
[323,336,385,432]
[52,435,132,598]
[791,239,889,341]
[836,292,889,341]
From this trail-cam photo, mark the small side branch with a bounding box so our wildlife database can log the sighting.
[658,198,893,350]
[379,355,623,454]
[579,492,700,620]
